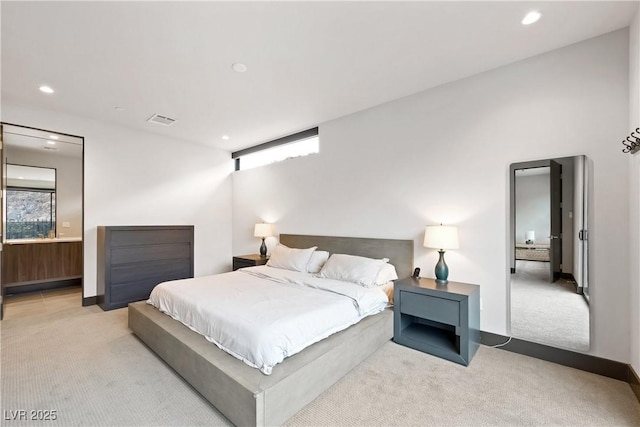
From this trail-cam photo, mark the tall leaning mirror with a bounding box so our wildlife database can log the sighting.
[509,155,590,352]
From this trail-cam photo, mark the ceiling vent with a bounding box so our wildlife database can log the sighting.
[147,113,176,126]
[43,146,59,151]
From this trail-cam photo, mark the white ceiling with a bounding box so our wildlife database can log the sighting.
[515,166,550,177]
[1,1,637,152]
[6,164,56,189]
[2,124,84,158]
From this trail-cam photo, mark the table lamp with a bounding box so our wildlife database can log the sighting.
[525,230,535,244]
[254,223,274,257]
[423,224,459,284]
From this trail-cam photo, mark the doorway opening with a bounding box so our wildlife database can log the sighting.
[0,123,84,320]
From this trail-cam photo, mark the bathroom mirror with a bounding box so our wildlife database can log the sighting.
[2,124,83,242]
[509,155,590,351]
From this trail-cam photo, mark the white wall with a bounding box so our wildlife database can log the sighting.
[515,173,550,245]
[233,30,630,362]
[6,147,83,238]
[629,8,640,373]
[1,104,234,298]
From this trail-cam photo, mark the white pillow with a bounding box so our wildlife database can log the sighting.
[307,250,330,274]
[375,263,398,286]
[266,244,317,272]
[319,254,389,288]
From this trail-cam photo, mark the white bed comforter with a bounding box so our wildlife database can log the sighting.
[147,265,388,375]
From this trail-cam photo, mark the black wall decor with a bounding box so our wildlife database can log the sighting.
[622,127,640,154]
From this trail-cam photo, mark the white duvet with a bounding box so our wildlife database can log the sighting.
[147,265,388,375]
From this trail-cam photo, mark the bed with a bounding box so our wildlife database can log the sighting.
[128,234,413,426]
[515,243,550,261]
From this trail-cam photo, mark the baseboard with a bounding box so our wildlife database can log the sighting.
[480,331,629,382]
[82,296,98,306]
[5,279,81,295]
[559,272,584,294]
[629,364,640,403]
[559,272,575,281]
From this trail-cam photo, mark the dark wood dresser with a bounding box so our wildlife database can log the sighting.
[97,225,194,310]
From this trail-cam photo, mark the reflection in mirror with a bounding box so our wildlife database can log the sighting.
[2,124,83,242]
[509,155,589,352]
[6,164,56,239]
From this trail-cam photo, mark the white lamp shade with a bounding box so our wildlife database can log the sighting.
[423,225,459,250]
[254,223,274,238]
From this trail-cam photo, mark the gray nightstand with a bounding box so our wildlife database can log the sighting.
[232,254,269,271]
[393,277,480,366]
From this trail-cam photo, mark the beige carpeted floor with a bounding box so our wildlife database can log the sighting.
[511,260,589,351]
[1,289,638,426]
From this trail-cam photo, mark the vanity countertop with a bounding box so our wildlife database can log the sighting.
[5,237,82,245]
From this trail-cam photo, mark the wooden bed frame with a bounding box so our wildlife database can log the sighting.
[128,234,413,426]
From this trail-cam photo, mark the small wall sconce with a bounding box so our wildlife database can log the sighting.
[254,223,274,257]
[423,224,459,285]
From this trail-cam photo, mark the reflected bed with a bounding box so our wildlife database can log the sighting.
[515,243,550,262]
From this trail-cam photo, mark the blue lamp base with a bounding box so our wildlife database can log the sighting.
[259,238,267,257]
[435,250,449,285]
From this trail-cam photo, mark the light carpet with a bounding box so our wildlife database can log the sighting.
[511,260,589,352]
[2,302,638,426]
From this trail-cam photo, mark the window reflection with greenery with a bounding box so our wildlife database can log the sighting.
[5,164,56,240]
[7,189,56,239]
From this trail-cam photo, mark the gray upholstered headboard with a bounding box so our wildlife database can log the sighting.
[279,234,414,278]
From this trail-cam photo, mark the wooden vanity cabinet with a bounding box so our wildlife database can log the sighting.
[2,240,82,287]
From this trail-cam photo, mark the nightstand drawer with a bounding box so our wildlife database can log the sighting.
[232,254,269,271]
[399,291,460,326]
[233,259,254,270]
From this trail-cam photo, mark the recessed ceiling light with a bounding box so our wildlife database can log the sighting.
[522,11,541,25]
[46,140,56,145]
[48,135,59,140]
[18,176,24,179]
[231,63,248,73]
[39,85,54,94]
[222,135,230,140]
